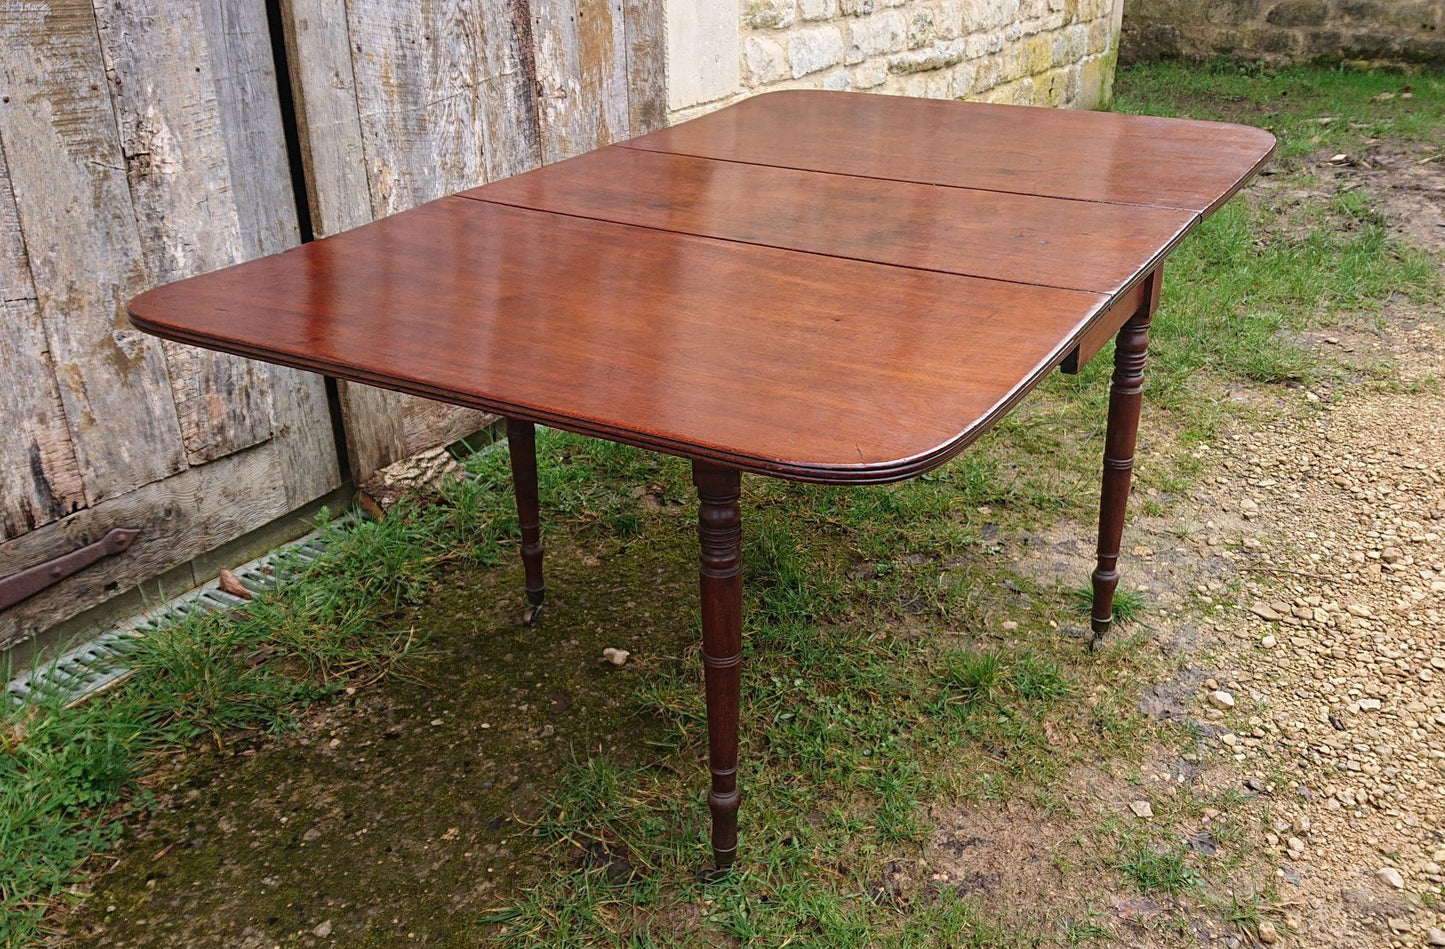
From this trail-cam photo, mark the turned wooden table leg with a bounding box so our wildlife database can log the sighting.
[1090,272,1160,649]
[506,419,545,608]
[693,461,743,878]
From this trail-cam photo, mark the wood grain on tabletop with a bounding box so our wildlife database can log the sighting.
[625,90,1276,213]
[129,91,1276,483]
[463,144,1197,295]
[129,198,1110,482]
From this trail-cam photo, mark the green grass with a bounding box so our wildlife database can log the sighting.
[1070,586,1146,626]
[0,481,515,946]
[1113,840,1204,896]
[7,61,1445,947]
[1115,61,1445,159]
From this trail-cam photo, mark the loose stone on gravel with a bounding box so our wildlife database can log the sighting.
[1249,602,1283,621]
[1378,866,1405,889]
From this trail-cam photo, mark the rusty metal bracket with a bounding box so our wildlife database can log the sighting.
[0,528,140,612]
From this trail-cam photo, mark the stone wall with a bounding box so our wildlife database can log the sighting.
[666,0,1126,118]
[1121,0,1445,67]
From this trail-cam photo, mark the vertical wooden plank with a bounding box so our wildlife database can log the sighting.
[0,135,86,541]
[198,0,341,506]
[306,0,540,480]
[277,0,374,236]
[0,0,186,503]
[346,0,543,213]
[532,0,631,162]
[623,0,668,135]
[94,0,277,466]
[196,0,302,260]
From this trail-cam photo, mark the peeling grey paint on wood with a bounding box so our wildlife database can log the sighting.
[346,0,543,212]
[0,0,340,650]
[624,0,668,134]
[278,0,374,235]
[0,0,187,503]
[533,0,630,163]
[197,0,342,506]
[0,134,86,541]
[95,0,278,466]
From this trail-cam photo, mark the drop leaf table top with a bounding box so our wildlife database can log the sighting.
[131,90,1275,485]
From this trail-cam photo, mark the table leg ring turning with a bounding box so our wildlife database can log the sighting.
[1090,304,1154,650]
[694,461,743,876]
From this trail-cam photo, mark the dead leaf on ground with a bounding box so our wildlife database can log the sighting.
[218,569,252,600]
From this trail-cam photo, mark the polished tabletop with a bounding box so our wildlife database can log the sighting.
[129,91,1275,483]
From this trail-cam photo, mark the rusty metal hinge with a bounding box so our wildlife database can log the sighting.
[0,528,140,612]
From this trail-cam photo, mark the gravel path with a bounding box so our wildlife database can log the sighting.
[1180,146,1445,947]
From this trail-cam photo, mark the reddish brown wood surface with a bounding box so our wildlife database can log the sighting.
[694,461,743,873]
[462,146,1196,295]
[505,419,546,607]
[626,90,1276,214]
[130,92,1274,485]
[130,197,1113,483]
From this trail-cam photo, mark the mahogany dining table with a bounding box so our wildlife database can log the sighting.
[129,90,1274,877]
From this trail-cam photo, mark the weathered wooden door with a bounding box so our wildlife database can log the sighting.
[0,0,340,649]
[280,0,665,481]
[1,0,666,655]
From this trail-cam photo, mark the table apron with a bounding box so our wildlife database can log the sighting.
[1059,267,1162,375]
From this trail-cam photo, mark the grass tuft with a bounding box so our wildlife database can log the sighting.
[1114,840,1204,896]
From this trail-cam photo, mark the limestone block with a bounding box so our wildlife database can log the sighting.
[846,10,909,62]
[909,9,937,47]
[966,31,1006,58]
[985,74,1035,103]
[799,0,839,21]
[821,67,853,88]
[971,50,1003,89]
[1026,32,1054,72]
[667,0,741,110]
[1035,65,1068,106]
[889,37,966,70]
[1088,15,1113,52]
[1052,22,1088,64]
[852,58,890,86]
[948,59,978,96]
[960,0,1021,31]
[934,0,965,38]
[1338,0,1443,31]
[790,24,847,75]
[1078,50,1113,108]
[1267,0,1329,28]
[743,35,790,83]
[744,0,798,29]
